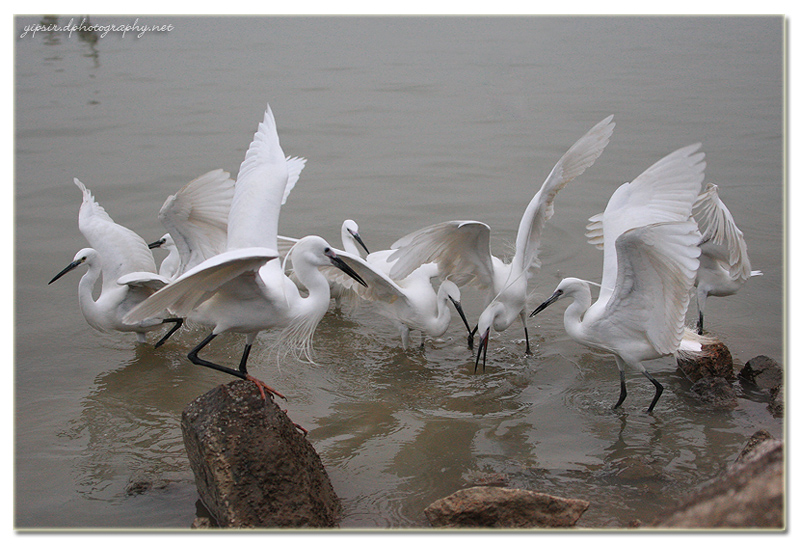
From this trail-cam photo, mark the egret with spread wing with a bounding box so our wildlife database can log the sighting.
[49,179,183,345]
[530,144,707,412]
[124,106,366,397]
[384,116,615,367]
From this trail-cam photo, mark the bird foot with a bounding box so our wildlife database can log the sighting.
[245,375,286,401]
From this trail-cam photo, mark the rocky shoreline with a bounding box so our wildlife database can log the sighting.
[182,345,784,530]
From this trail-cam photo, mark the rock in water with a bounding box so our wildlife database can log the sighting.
[677,339,733,382]
[656,438,784,528]
[181,380,341,528]
[424,486,589,528]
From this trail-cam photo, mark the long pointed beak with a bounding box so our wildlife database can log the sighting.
[331,255,368,287]
[49,259,81,285]
[350,230,370,255]
[530,289,563,317]
[474,330,489,373]
[148,238,165,249]
[448,296,473,348]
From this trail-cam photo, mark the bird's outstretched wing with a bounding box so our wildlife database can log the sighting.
[599,221,701,356]
[227,106,306,252]
[512,115,615,276]
[73,178,158,287]
[158,169,235,275]
[692,183,753,281]
[386,220,495,288]
[325,251,415,312]
[123,247,278,323]
[587,143,705,305]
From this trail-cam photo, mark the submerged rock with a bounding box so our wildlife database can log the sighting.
[424,486,589,528]
[689,376,738,410]
[181,380,341,528]
[738,355,782,390]
[655,434,784,529]
[738,356,784,417]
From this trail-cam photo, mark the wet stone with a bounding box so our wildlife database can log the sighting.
[181,380,341,528]
[689,376,738,410]
[424,486,589,528]
[677,340,733,382]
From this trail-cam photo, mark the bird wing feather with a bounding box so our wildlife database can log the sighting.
[158,169,235,274]
[601,222,701,356]
[386,220,494,288]
[226,106,306,252]
[73,178,158,288]
[588,143,705,304]
[692,183,752,281]
[512,115,615,275]
[123,248,278,323]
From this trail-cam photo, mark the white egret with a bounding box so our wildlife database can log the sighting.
[385,116,615,364]
[49,178,183,345]
[328,254,472,350]
[124,106,367,397]
[530,143,707,412]
[691,183,762,334]
[278,218,371,304]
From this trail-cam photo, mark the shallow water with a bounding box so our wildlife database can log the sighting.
[14,15,784,529]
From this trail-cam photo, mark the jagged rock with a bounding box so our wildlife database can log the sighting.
[424,486,589,528]
[738,355,782,390]
[738,356,783,418]
[656,437,784,528]
[734,430,774,465]
[768,385,783,418]
[689,376,738,410]
[677,340,733,382]
[181,380,341,528]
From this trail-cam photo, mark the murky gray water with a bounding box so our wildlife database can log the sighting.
[14,15,784,529]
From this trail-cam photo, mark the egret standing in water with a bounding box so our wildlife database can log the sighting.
[383,116,615,366]
[530,144,707,412]
[691,183,762,334]
[49,179,183,345]
[124,106,367,398]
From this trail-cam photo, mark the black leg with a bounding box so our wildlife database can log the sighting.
[238,343,252,374]
[613,370,627,409]
[696,312,704,335]
[519,313,532,355]
[644,370,664,413]
[154,317,183,348]
[188,333,246,380]
[523,326,532,355]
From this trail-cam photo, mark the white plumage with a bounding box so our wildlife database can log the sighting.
[531,143,707,412]
[49,178,182,344]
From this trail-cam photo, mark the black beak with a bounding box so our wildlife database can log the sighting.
[148,238,166,249]
[530,289,563,317]
[349,229,370,255]
[447,296,472,346]
[474,329,489,373]
[331,255,368,287]
[49,259,81,285]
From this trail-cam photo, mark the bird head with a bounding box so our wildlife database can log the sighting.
[48,248,97,284]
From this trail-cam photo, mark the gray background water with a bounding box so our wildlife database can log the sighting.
[14,15,783,529]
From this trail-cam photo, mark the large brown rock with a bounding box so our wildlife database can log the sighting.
[677,340,733,382]
[181,380,341,528]
[656,435,784,529]
[424,486,589,528]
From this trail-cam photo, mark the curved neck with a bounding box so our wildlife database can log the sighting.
[562,288,593,346]
[425,285,453,337]
[77,264,104,329]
